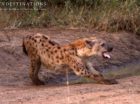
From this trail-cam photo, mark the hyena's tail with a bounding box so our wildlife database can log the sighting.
[22,39,28,55]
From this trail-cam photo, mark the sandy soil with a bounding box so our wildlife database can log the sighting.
[0,76,140,104]
[0,28,140,104]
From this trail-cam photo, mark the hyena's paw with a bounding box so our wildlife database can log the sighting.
[33,80,45,85]
[100,79,118,85]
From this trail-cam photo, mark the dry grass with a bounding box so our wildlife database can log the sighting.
[0,0,139,34]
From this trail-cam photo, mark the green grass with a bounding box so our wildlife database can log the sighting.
[103,62,140,79]
[0,0,139,34]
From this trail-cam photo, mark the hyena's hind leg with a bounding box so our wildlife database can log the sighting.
[29,56,45,85]
[67,56,117,84]
[23,36,44,85]
[30,58,44,85]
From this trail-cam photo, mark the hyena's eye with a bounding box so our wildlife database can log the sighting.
[85,40,95,49]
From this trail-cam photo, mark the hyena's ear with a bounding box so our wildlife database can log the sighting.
[85,40,96,49]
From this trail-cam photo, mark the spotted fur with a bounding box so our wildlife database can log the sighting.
[23,33,117,85]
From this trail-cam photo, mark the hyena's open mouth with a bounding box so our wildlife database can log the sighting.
[102,46,113,59]
[102,52,111,59]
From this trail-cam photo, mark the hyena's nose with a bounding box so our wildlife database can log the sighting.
[108,46,113,52]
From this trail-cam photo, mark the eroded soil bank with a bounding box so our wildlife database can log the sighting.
[0,28,140,104]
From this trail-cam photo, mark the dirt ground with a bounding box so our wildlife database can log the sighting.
[0,28,140,104]
[0,76,140,104]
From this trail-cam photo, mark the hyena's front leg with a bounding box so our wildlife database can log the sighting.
[67,56,117,84]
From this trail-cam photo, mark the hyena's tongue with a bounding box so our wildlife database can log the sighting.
[103,53,111,59]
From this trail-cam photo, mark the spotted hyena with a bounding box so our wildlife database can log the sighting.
[23,33,117,85]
